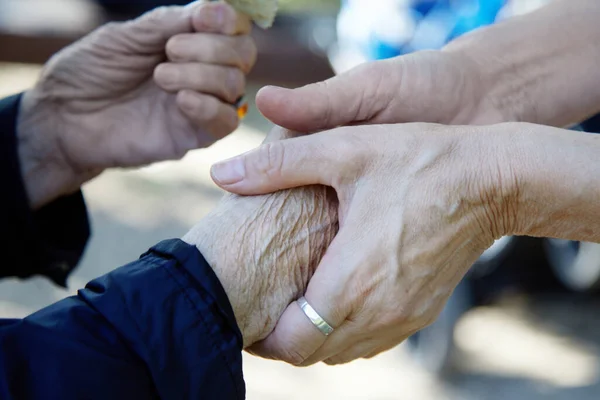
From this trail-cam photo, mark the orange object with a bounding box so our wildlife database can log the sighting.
[237,102,249,120]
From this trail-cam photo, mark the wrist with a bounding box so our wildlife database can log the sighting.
[507,124,600,242]
[444,0,600,127]
[16,92,94,209]
[182,202,269,347]
[454,125,524,240]
[442,32,530,126]
[183,189,338,348]
[438,46,509,125]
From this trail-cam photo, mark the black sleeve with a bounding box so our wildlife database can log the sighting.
[0,94,90,286]
[0,240,245,399]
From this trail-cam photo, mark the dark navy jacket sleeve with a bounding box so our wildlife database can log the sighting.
[0,239,245,400]
[0,94,90,286]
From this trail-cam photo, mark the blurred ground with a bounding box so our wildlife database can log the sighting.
[2,63,600,400]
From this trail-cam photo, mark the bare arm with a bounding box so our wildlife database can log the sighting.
[254,0,600,134]
[508,124,600,242]
[446,0,600,128]
[209,120,600,366]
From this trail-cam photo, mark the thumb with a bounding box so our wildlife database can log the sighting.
[256,60,396,132]
[210,127,363,195]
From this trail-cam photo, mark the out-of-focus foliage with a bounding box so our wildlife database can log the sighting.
[278,0,340,13]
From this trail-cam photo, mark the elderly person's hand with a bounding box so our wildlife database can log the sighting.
[255,0,600,132]
[17,1,256,209]
[209,122,600,364]
[183,127,339,347]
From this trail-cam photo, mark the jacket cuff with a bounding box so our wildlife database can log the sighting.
[81,239,245,399]
[0,93,90,286]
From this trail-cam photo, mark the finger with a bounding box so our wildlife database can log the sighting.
[99,4,197,54]
[256,60,395,132]
[297,321,363,366]
[166,33,257,73]
[210,127,367,194]
[363,341,404,359]
[191,1,252,35]
[155,63,245,104]
[321,341,378,366]
[296,196,408,366]
[247,301,330,366]
[323,340,404,365]
[311,324,409,366]
[177,90,239,139]
[249,231,360,366]
[96,1,250,56]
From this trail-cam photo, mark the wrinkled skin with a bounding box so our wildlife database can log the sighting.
[17,1,256,209]
[204,0,600,367]
[210,122,520,363]
[183,127,339,347]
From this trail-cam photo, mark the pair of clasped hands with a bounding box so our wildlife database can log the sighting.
[21,0,600,367]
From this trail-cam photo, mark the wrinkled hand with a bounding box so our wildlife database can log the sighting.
[255,49,507,134]
[210,123,521,364]
[183,127,339,347]
[18,1,256,208]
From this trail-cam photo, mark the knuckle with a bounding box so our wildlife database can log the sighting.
[153,64,170,86]
[207,38,228,61]
[424,302,445,327]
[176,90,196,111]
[257,142,286,181]
[325,129,369,187]
[165,35,186,61]
[194,2,233,32]
[280,348,310,366]
[324,355,349,366]
[214,109,239,138]
[141,5,174,24]
[226,68,245,100]
[98,21,121,36]
[93,21,126,44]
[201,97,221,121]
[226,110,240,131]
[313,81,334,128]
[239,36,258,71]
[155,64,178,88]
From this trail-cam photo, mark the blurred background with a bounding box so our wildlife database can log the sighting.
[1,0,600,399]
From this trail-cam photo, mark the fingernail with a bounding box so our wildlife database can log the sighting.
[202,4,224,30]
[211,157,245,185]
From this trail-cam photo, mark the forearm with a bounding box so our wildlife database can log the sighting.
[445,0,600,127]
[505,124,600,242]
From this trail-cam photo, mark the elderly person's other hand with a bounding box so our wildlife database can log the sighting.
[183,127,339,347]
[17,0,256,209]
[210,122,600,364]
